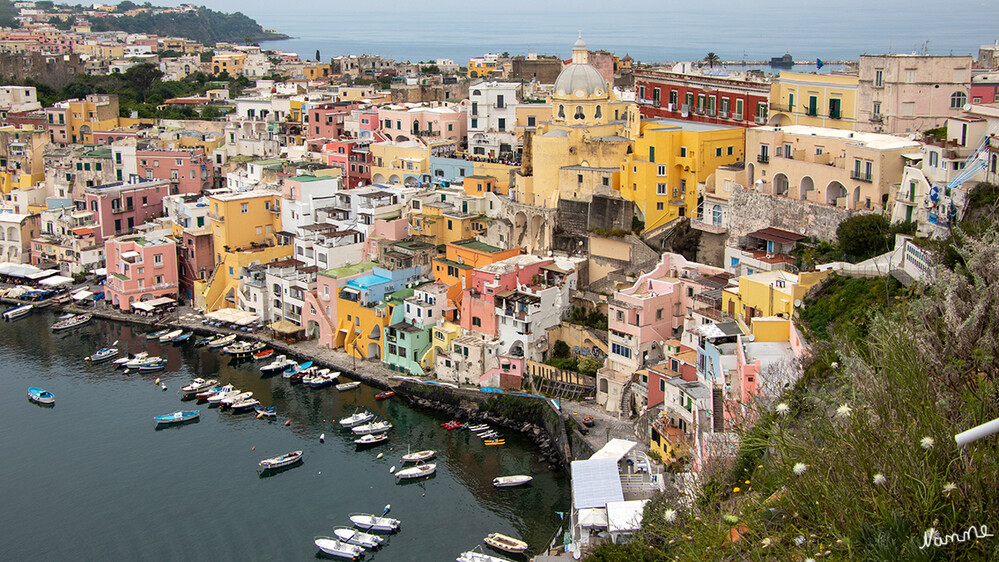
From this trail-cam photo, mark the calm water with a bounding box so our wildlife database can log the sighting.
[0,313,568,560]
[186,0,999,63]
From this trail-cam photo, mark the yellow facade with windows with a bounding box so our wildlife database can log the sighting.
[422,320,460,370]
[67,96,120,145]
[721,270,829,339]
[619,119,745,232]
[212,53,246,76]
[370,141,429,185]
[769,72,860,130]
[410,202,475,246]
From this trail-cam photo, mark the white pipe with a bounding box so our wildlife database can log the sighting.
[955,417,999,447]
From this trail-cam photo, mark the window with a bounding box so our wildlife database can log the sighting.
[656,183,667,195]
[872,101,881,117]
[447,219,453,230]
[574,106,585,120]
[950,91,967,109]
[727,146,733,156]
[611,343,631,358]
[470,118,477,129]
[557,105,565,118]
[656,202,663,210]
[680,146,687,157]
[669,90,678,107]
[874,69,883,87]
[472,317,481,327]
[904,68,916,83]
[616,310,624,321]
[527,116,536,127]
[657,164,667,176]
[240,203,248,214]
[578,174,583,184]
[715,147,722,157]
[815,146,824,155]
[649,146,655,162]
[735,99,744,117]
[497,118,506,131]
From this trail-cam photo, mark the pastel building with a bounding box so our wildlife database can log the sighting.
[307,102,360,140]
[45,94,119,144]
[768,72,860,130]
[303,261,377,346]
[335,265,423,360]
[0,211,39,263]
[83,177,172,240]
[432,239,521,318]
[104,233,178,310]
[323,139,372,189]
[377,103,467,144]
[133,146,214,194]
[383,282,449,375]
[468,81,521,158]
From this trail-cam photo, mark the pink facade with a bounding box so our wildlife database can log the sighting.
[84,178,171,240]
[482,355,524,390]
[362,218,410,260]
[322,139,372,188]
[378,104,467,143]
[178,230,213,301]
[308,102,360,140]
[303,266,376,348]
[460,256,550,336]
[104,234,178,310]
[136,147,213,194]
[93,129,139,145]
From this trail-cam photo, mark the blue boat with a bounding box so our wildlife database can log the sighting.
[154,410,199,425]
[27,387,55,405]
[284,360,313,374]
[146,329,171,340]
[172,331,193,343]
[138,361,167,373]
[194,336,213,347]
[3,303,33,321]
[254,405,277,418]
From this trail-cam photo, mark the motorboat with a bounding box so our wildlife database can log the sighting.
[299,366,320,385]
[154,410,199,425]
[172,331,193,343]
[339,410,374,428]
[252,348,274,361]
[194,336,214,347]
[146,328,171,340]
[309,370,338,389]
[260,355,292,375]
[51,313,92,332]
[219,391,252,408]
[313,536,364,560]
[158,329,183,343]
[138,360,167,373]
[354,433,389,446]
[180,378,218,396]
[492,475,533,488]
[332,527,385,549]
[230,396,261,411]
[349,512,400,532]
[254,405,277,418]
[352,420,392,435]
[483,533,528,554]
[457,546,513,562]
[224,340,266,357]
[27,386,54,405]
[258,450,303,470]
[394,462,436,479]
[400,449,436,463]
[336,381,361,391]
[284,360,313,376]
[197,384,232,400]
[123,355,163,370]
[208,388,240,405]
[114,352,147,368]
[86,346,119,363]
[207,334,237,349]
[374,391,395,400]
[3,303,33,320]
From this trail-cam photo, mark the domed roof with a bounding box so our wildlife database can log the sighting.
[554,64,607,99]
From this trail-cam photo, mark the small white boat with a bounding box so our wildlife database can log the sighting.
[220,391,252,408]
[457,546,513,562]
[208,334,237,349]
[394,462,436,479]
[197,384,232,400]
[314,536,364,559]
[333,527,385,549]
[124,355,163,370]
[230,397,261,411]
[3,303,33,320]
[86,346,119,363]
[51,313,92,332]
[352,420,392,435]
[158,329,183,343]
[258,450,303,470]
[483,532,528,554]
[354,433,389,446]
[114,352,147,368]
[492,475,533,488]
[180,378,217,396]
[336,381,361,391]
[339,410,374,427]
[208,388,240,405]
[349,512,400,532]
[401,449,436,463]
[261,354,291,373]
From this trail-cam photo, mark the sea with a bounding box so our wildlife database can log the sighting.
[0,313,569,560]
[177,0,999,65]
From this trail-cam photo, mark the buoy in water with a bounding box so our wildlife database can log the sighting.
[376,452,383,459]
[252,446,255,450]
[320,433,325,443]
[256,413,264,419]
[160,384,167,391]
[154,378,160,385]
[284,420,291,426]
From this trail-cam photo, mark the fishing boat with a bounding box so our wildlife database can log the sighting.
[374,391,395,400]
[194,336,214,347]
[3,303,33,320]
[158,329,183,343]
[336,381,361,391]
[349,512,400,532]
[339,410,374,428]
[394,462,436,479]
[219,391,252,408]
[456,548,513,562]
[138,360,167,373]
[27,386,54,405]
[284,360,313,376]
[484,533,528,554]
[332,527,385,549]
[352,420,392,435]
[254,405,277,418]
[309,371,338,389]
[299,366,320,385]
[207,334,237,349]
[492,475,533,488]
[484,439,505,446]
[172,331,193,343]
[224,340,266,357]
[154,410,199,425]
[230,396,260,412]
[114,352,147,368]
[146,328,171,340]
[354,433,389,446]
[196,384,232,400]
[123,355,163,370]
[261,355,292,375]
[401,449,436,463]
[208,388,240,405]
[313,536,364,560]
[51,313,92,332]
[258,450,303,470]
[85,346,119,363]
[252,348,274,361]
[180,378,218,396]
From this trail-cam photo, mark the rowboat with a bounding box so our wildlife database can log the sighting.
[492,475,533,488]
[51,313,92,332]
[339,410,374,427]
[154,410,199,425]
[395,462,436,479]
[254,405,277,418]
[313,536,364,560]
[172,331,193,343]
[484,440,505,446]
[158,329,183,343]
[352,420,392,435]
[86,346,119,363]
[456,546,512,562]
[375,391,395,400]
[27,386,54,405]
[138,360,166,373]
[354,433,389,446]
[3,303,33,320]
[146,329,171,340]
[333,527,385,549]
[484,533,528,554]
[349,512,400,532]
[207,334,237,349]
[252,348,274,361]
[284,360,314,375]
[401,449,436,463]
[180,378,218,396]
[194,336,214,347]
[258,450,303,470]
[336,381,360,391]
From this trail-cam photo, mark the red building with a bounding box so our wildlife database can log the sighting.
[635,69,771,128]
[136,147,213,195]
[178,229,213,301]
[971,72,999,104]
[322,139,372,189]
[307,102,360,140]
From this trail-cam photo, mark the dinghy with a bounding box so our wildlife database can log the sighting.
[484,533,528,554]
[339,410,374,427]
[146,328,171,340]
[51,313,92,332]
[154,410,199,425]
[27,386,54,405]
[332,527,385,549]
[492,475,533,488]
[400,449,436,463]
[258,450,303,470]
[352,420,392,435]
[349,511,400,532]
[394,462,436,479]
[158,329,183,343]
[354,433,389,446]
[3,303,33,320]
[336,381,360,391]
[86,346,119,363]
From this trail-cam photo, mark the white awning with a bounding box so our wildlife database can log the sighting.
[132,301,154,312]
[576,507,608,528]
[93,268,107,276]
[39,275,73,287]
[571,458,624,509]
[72,290,94,301]
[121,251,140,260]
[145,297,176,308]
[206,308,259,325]
[589,438,638,462]
[606,500,648,533]
[26,269,58,280]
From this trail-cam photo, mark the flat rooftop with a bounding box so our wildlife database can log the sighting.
[756,125,921,150]
[645,117,740,132]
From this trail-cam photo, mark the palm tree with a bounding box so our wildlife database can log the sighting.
[704,52,720,68]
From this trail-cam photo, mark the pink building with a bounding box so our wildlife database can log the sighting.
[104,233,179,310]
[84,177,172,240]
[460,254,552,337]
[378,103,467,143]
[307,102,360,140]
[135,147,213,194]
[323,139,372,188]
[302,261,378,347]
[178,229,213,302]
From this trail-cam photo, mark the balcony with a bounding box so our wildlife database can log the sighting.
[754,115,767,124]
[757,154,770,164]
[829,109,842,119]
[733,113,742,121]
[769,103,790,112]
[870,114,883,122]
[850,171,873,183]
[111,205,134,215]
[718,110,729,119]
[805,108,818,117]
[207,212,223,222]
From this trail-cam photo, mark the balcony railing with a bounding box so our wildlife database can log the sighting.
[111,205,134,215]
[870,114,883,122]
[754,115,767,124]
[850,171,873,182]
[769,103,790,112]
[733,113,743,121]
[757,154,770,164]
[718,110,729,119]
[829,109,842,119]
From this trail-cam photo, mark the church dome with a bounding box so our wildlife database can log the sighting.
[554,64,607,99]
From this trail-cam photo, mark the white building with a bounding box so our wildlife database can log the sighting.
[403,282,449,329]
[468,81,521,157]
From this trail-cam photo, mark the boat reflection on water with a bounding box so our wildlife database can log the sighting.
[258,462,303,479]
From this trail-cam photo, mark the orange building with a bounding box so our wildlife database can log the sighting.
[432,239,520,320]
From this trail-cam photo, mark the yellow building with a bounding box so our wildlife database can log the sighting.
[199,190,290,311]
[468,57,498,78]
[335,288,414,360]
[721,270,829,340]
[421,320,460,370]
[619,118,745,232]
[370,140,429,185]
[0,126,47,194]
[515,36,640,208]
[410,201,477,246]
[769,71,860,130]
[212,52,247,76]
[514,103,551,144]
[62,95,120,145]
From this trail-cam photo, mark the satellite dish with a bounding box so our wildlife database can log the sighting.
[963,103,972,111]
[794,299,803,308]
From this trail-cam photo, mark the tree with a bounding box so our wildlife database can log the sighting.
[123,63,164,102]
[704,52,720,68]
[315,49,321,62]
[577,357,602,378]
[836,214,890,260]
[116,1,138,12]
[552,340,571,359]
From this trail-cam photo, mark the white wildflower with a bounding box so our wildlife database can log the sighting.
[831,362,839,369]
[942,482,957,496]
[920,436,935,450]
[794,535,806,546]
[775,402,790,416]
[761,537,772,548]
[873,473,886,485]
[836,403,852,418]
[664,508,677,523]
[793,462,808,475]
[805,559,816,562]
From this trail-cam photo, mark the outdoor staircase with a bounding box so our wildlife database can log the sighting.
[619,380,633,415]
[712,386,724,432]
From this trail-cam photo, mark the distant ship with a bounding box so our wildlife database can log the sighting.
[770,53,794,68]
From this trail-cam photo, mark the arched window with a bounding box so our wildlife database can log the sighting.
[472,90,481,96]
[594,105,602,119]
[951,91,967,109]
[557,105,565,118]
[574,106,585,120]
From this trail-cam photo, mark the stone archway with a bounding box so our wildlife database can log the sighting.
[826,181,847,207]
[513,211,528,247]
[746,162,755,185]
[530,214,546,250]
[773,173,789,197]
[367,342,381,360]
[798,176,814,201]
[372,173,385,184]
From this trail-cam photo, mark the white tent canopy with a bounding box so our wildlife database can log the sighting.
[39,275,73,287]
[146,297,176,308]
[576,507,608,529]
[72,290,94,301]
[0,262,43,278]
[606,500,648,534]
[206,308,259,326]
[26,269,58,280]
[589,439,638,463]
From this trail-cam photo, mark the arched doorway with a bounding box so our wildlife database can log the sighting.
[712,204,722,226]
[746,162,755,185]
[826,181,847,206]
[367,342,381,360]
[798,176,814,201]
[513,211,527,246]
[773,173,789,196]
